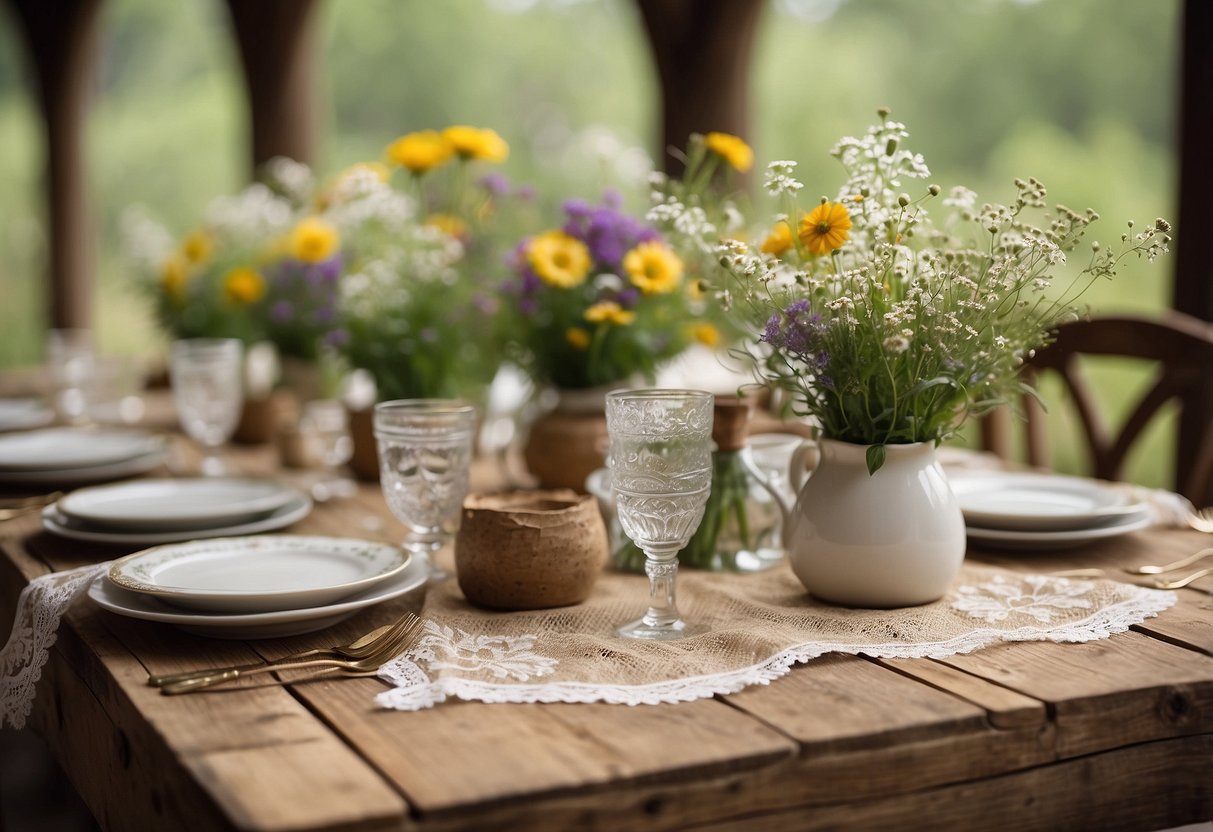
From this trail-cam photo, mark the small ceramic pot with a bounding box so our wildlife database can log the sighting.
[456,490,608,610]
[346,405,380,481]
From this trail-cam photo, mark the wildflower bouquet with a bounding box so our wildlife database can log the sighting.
[504,191,716,390]
[335,126,520,400]
[654,111,1171,472]
[128,164,349,363]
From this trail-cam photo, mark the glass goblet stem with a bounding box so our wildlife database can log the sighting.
[640,551,683,631]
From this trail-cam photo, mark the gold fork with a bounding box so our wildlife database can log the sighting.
[1123,547,1213,576]
[159,615,426,695]
[148,612,424,688]
[1152,567,1213,590]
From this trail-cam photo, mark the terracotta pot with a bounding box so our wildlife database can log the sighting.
[455,490,608,610]
[232,392,290,445]
[523,385,623,492]
[346,405,379,481]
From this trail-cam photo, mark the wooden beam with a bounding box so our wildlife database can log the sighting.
[6,0,103,331]
[635,0,765,176]
[224,0,321,171]
[1173,0,1213,505]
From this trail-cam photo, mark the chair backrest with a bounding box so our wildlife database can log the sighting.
[980,311,1213,503]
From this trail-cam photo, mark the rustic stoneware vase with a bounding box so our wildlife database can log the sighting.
[523,384,621,492]
[456,489,608,610]
[786,439,965,608]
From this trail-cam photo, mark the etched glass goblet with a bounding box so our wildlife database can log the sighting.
[607,388,714,640]
[374,400,476,570]
[170,338,243,476]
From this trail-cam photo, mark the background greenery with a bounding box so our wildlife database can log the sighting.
[0,0,1181,484]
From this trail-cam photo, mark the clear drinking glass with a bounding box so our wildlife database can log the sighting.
[170,338,243,476]
[374,399,476,563]
[302,398,356,501]
[607,388,714,640]
[46,328,95,424]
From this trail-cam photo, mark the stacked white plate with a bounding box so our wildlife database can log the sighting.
[950,471,1152,550]
[42,477,313,545]
[0,426,168,485]
[0,398,54,433]
[88,535,427,638]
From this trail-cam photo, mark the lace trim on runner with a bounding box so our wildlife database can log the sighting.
[1,563,109,729]
[376,585,1175,711]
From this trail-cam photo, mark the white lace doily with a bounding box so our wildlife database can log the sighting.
[375,565,1175,711]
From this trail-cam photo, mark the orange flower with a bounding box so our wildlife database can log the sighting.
[798,202,852,256]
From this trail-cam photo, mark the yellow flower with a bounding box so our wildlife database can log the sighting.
[704,132,753,173]
[290,217,340,263]
[584,301,636,326]
[798,202,853,256]
[566,327,591,350]
[180,230,213,265]
[527,230,591,288]
[760,221,794,256]
[442,125,509,162]
[425,213,470,241]
[692,323,720,348]
[223,266,265,305]
[386,130,454,174]
[161,256,190,302]
[623,241,683,295]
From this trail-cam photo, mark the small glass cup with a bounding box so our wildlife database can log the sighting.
[301,398,356,501]
[374,399,477,565]
[46,328,95,424]
[607,388,714,640]
[170,338,244,476]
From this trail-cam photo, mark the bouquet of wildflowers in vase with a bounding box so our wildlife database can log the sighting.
[653,110,1172,473]
[128,161,351,372]
[334,126,523,402]
[503,191,719,391]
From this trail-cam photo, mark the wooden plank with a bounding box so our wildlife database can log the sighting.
[939,631,1213,759]
[724,655,989,752]
[1133,589,1213,656]
[873,657,1047,730]
[289,676,797,817]
[47,601,409,832]
[688,735,1213,832]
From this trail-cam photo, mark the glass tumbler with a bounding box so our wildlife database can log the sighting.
[374,399,477,563]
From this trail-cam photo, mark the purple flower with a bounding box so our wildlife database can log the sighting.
[479,172,510,196]
[270,300,294,323]
[324,328,349,347]
[561,196,661,271]
[615,287,640,307]
[420,328,438,344]
[515,184,536,201]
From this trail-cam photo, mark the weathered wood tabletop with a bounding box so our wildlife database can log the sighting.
[1,399,1211,831]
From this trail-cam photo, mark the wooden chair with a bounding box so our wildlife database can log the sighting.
[981,311,1213,505]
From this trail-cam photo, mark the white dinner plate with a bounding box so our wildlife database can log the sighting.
[0,427,164,471]
[41,492,313,545]
[949,472,1148,532]
[107,536,411,613]
[963,509,1153,551]
[0,398,54,433]
[0,447,169,486]
[58,478,299,531]
[88,555,428,639]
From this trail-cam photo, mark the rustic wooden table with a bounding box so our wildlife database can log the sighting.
[1,400,1211,831]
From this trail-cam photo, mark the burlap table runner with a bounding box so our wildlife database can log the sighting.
[376,560,1174,710]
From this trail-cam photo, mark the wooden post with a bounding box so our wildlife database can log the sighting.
[7,0,103,331]
[224,0,321,171]
[1173,0,1213,504]
[635,0,765,176]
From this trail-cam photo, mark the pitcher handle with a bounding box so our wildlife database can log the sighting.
[788,439,818,493]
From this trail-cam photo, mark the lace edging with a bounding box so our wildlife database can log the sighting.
[375,586,1176,711]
